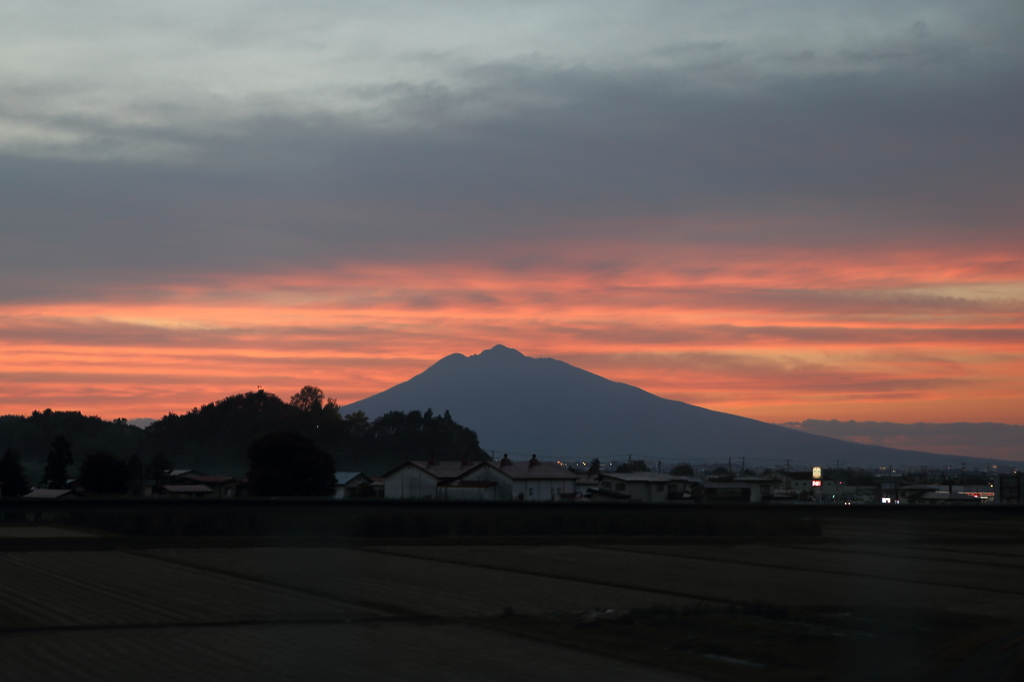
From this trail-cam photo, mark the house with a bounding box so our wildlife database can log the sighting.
[692,481,753,503]
[334,472,375,499]
[771,471,837,497]
[383,458,485,499]
[480,455,577,501]
[436,478,499,501]
[382,454,577,501]
[169,473,243,497]
[574,471,602,498]
[995,474,1024,505]
[732,476,778,503]
[22,488,78,499]
[159,484,215,498]
[593,473,694,503]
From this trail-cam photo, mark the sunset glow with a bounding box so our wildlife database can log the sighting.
[3,241,1021,423]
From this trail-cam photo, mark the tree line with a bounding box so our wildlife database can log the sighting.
[0,385,487,490]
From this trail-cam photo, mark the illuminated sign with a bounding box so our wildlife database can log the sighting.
[811,480,822,487]
[812,467,822,479]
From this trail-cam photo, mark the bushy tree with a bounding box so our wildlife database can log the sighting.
[615,457,650,474]
[42,435,74,488]
[670,463,694,476]
[247,431,335,497]
[126,454,145,495]
[77,451,130,495]
[289,385,340,417]
[146,452,174,483]
[0,449,31,497]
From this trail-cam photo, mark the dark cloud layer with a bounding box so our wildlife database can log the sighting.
[787,419,1024,461]
[2,51,1022,294]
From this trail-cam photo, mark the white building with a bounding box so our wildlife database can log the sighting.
[382,454,576,501]
[334,472,374,498]
[382,459,484,499]
[479,455,577,501]
[592,473,695,503]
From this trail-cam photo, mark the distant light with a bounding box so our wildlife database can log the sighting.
[812,467,822,479]
[881,497,892,504]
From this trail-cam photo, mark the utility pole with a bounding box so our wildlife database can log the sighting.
[786,459,791,472]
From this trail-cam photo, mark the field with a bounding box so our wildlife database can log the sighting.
[1,507,1023,681]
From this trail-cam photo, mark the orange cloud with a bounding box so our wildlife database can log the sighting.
[1,241,1021,424]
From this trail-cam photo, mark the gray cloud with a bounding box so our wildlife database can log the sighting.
[1,2,1022,297]
[786,419,1024,461]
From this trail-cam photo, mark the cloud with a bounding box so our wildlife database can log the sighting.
[786,419,1024,461]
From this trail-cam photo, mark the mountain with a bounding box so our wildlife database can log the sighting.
[342,345,999,469]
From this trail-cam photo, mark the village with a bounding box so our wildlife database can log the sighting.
[16,453,1024,506]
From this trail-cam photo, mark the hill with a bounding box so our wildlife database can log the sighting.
[342,345,991,469]
[1,394,487,480]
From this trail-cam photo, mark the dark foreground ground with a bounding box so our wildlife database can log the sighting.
[1,505,1023,681]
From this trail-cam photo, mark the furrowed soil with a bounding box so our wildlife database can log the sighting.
[0,512,1022,681]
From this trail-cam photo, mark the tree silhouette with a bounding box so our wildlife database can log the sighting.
[290,385,325,412]
[0,449,31,497]
[78,452,130,495]
[247,431,335,497]
[43,435,74,488]
[146,452,174,486]
[126,454,145,495]
[670,463,694,476]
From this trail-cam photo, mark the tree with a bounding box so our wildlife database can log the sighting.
[290,385,325,412]
[43,435,74,488]
[615,457,650,474]
[670,463,694,476]
[247,431,335,497]
[77,452,130,495]
[146,452,174,484]
[589,458,601,474]
[126,454,145,495]
[0,449,31,497]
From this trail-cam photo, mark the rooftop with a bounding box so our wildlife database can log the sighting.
[488,455,576,480]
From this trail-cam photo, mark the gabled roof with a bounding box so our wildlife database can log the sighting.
[161,484,214,494]
[599,472,691,483]
[437,480,497,488]
[382,460,485,481]
[334,471,370,486]
[178,474,234,484]
[23,488,74,499]
[487,456,576,480]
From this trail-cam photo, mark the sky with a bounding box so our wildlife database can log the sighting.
[1,1,1022,433]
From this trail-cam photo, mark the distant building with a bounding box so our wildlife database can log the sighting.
[159,484,214,498]
[771,471,836,497]
[382,454,576,501]
[592,473,694,503]
[995,474,1024,505]
[164,471,244,497]
[334,472,375,498]
[383,458,485,499]
[482,455,577,501]
[22,488,78,499]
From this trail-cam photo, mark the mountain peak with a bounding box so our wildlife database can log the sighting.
[474,344,526,361]
[343,346,952,466]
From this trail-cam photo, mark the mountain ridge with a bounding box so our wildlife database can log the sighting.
[343,344,995,469]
